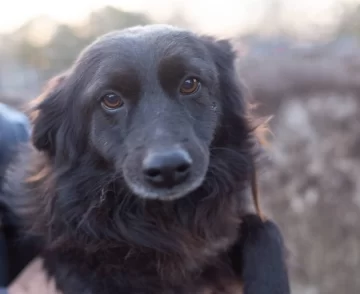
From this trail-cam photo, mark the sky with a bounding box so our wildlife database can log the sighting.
[0,0,358,36]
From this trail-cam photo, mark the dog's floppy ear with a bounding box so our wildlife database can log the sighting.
[202,36,268,219]
[30,74,68,156]
[200,36,247,112]
[200,36,250,129]
[201,36,235,63]
[200,36,237,73]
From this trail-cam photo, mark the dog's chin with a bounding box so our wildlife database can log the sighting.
[125,176,205,201]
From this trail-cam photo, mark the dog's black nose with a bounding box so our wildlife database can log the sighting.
[143,149,192,187]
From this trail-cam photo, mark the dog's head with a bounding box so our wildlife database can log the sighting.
[31,24,255,202]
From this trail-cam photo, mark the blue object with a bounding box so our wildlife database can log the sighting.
[0,103,31,180]
[0,102,30,287]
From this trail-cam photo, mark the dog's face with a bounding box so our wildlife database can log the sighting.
[87,26,221,200]
[32,25,247,201]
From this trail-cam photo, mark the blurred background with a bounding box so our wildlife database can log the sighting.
[0,0,359,293]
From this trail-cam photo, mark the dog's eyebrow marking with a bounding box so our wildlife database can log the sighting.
[106,71,141,97]
[86,64,141,100]
[157,55,207,95]
[158,55,206,77]
[157,54,217,96]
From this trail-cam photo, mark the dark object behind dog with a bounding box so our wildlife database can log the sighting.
[0,103,38,287]
[1,25,290,293]
[0,103,30,187]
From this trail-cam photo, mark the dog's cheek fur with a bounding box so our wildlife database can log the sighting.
[187,94,219,151]
[89,111,128,166]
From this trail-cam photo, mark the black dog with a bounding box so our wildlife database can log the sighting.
[2,25,290,293]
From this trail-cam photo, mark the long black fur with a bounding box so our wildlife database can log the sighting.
[1,25,290,293]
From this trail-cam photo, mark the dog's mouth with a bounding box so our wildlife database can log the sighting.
[125,175,206,201]
[123,147,209,200]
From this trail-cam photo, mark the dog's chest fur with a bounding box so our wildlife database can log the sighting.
[43,248,243,294]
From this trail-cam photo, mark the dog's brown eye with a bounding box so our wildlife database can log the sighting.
[180,78,200,95]
[101,93,123,110]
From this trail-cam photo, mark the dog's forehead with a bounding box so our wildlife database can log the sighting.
[81,25,206,65]
[114,24,187,38]
[74,25,216,91]
[96,24,194,46]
